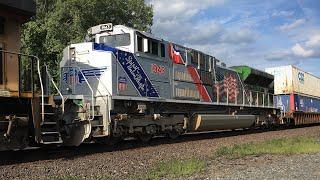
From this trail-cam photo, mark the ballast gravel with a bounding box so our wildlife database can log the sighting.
[196,153,320,180]
[0,125,320,180]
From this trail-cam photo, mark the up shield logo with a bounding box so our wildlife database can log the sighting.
[298,72,305,84]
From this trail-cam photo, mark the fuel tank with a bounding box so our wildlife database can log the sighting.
[192,114,256,132]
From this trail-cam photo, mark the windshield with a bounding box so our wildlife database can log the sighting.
[99,33,131,47]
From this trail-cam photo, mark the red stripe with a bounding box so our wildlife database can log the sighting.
[187,66,211,102]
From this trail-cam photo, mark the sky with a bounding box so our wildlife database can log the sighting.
[147,0,320,76]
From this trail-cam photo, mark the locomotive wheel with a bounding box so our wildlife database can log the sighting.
[139,134,152,142]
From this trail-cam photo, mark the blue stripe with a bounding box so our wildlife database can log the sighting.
[93,43,159,98]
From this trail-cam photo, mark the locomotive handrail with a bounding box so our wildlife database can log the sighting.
[75,50,112,124]
[93,74,112,124]
[44,64,65,113]
[78,52,112,124]
[73,54,111,123]
[236,72,251,104]
[0,49,45,121]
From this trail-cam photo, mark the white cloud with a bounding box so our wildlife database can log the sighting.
[279,18,306,31]
[220,29,258,44]
[291,34,320,58]
[185,20,222,44]
[148,0,264,70]
[305,34,320,48]
[265,50,293,61]
[272,10,294,17]
[148,0,226,21]
[266,33,320,60]
[148,0,320,73]
[291,43,315,57]
[149,0,228,45]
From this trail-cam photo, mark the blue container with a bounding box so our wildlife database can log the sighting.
[275,94,320,113]
[295,95,320,113]
[274,95,290,112]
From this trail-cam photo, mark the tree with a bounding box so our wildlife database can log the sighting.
[21,0,153,78]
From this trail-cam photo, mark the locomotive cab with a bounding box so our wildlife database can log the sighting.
[87,23,135,53]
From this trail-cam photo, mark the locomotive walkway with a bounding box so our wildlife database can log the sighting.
[1,125,320,179]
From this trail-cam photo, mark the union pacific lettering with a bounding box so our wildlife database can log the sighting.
[174,71,193,82]
[175,87,200,99]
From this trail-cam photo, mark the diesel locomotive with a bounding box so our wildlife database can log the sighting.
[1,23,319,151]
[56,23,278,145]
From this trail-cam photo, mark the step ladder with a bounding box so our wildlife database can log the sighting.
[39,96,63,145]
[91,105,104,128]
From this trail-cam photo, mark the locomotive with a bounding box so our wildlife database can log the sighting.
[57,23,277,145]
[3,23,318,151]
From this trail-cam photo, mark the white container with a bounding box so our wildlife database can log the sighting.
[265,65,320,97]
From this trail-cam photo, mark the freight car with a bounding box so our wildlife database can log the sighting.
[266,65,320,125]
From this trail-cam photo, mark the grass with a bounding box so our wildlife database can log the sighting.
[216,136,320,159]
[54,136,320,179]
[52,176,80,180]
[139,157,206,180]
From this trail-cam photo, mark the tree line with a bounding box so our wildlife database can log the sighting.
[22,0,153,78]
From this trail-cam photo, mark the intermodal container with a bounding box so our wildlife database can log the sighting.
[265,65,320,97]
[275,94,320,113]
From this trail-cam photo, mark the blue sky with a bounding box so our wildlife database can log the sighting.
[147,0,320,75]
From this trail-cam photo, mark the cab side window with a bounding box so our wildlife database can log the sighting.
[137,34,166,58]
[151,41,158,55]
[137,36,143,52]
[160,43,165,57]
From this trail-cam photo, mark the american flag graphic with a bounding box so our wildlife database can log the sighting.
[168,43,185,64]
[223,73,239,102]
